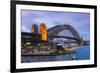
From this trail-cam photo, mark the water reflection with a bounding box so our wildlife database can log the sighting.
[21,46,90,63]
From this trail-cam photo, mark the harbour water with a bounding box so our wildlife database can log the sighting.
[21,46,90,63]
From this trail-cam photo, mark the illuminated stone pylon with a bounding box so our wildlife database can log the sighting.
[31,24,38,34]
[40,23,47,41]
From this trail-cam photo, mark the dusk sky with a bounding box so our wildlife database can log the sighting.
[21,10,90,40]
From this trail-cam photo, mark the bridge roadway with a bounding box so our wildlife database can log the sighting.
[48,35,81,41]
[22,32,80,41]
[21,32,81,43]
[22,32,90,46]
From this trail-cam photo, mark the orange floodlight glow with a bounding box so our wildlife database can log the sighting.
[40,23,47,41]
[31,24,34,33]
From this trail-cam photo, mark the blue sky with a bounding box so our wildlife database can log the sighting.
[21,10,90,40]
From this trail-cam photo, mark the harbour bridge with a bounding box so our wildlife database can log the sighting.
[47,25,83,45]
[22,24,89,46]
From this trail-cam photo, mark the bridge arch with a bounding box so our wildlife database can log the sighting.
[47,25,80,40]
